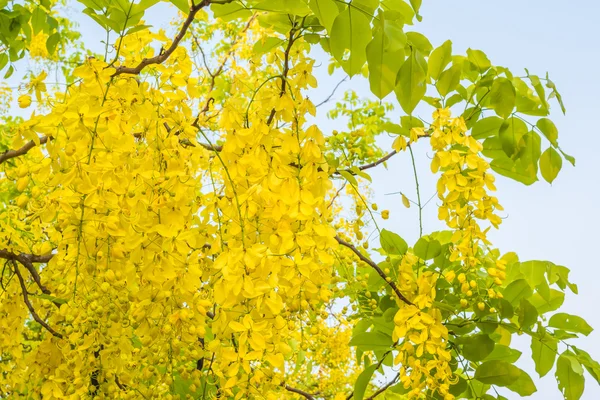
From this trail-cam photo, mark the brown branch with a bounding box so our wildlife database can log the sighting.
[284,385,315,400]
[266,27,297,126]
[0,136,49,164]
[333,134,431,176]
[0,250,53,294]
[112,0,232,76]
[335,236,413,306]
[12,262,63,339]
[334,150,398,176]
[365,373,400,400]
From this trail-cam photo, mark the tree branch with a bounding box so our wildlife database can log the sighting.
[11,261,63,339]
[112,0,231,76]
[266,27,297,126]
[366,373,400,400]
[0,249,53,294]
[0,136,49,165]
[335,236,413,306]
[285,385,316,400]
[333,134,431,176]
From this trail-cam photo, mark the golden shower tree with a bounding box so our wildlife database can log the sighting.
[0,0,598,399]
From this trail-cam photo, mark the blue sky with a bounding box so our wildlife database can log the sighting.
[44,0,600,398]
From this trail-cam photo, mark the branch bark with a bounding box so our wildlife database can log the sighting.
[335,236,413,306]
[285,385,316,400]
[11,261,63,339]
[0,136,49,165]
[0,250,53,294]
[112,0,232,76]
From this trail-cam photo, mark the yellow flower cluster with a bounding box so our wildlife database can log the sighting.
[0,18,353,399]
[429,109,503,275]
[391,271,454,399]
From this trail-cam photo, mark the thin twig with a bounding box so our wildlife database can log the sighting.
[316,76,348,107]
[335,236,413,306]
[366,373,400,400]
[408,146,423,237]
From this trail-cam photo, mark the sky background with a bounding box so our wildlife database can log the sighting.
[23,0,600,398]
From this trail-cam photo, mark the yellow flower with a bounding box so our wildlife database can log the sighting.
[18,94,32,108]
[381,210,390,219]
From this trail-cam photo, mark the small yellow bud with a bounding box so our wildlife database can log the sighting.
[469,280,477,288]
[460,299,468,308]
[16,177,29,192]
[457,273,466,283]
[16,194,28,208]
[489,307,497,313]
[18,94,32,108]
[65,143,76,157]
[445,271,456,283]
[478,302,485,311]
[371,203,378,211]
[466,290,473,297]
[381,210,390,220]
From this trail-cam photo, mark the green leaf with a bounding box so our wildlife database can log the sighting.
[467,48,491,72]
[125,24,152,35]
[436,64,461,97]
[573,347,600,385]
[485,345,522,363]
[354,364,378,400]
[380,229,408,256]
[506,370,537,396]
[462,334,495,362]
[394,49,427,114]
[31,293,68,305]
[428,40,452,80]
[518,299,538,330]
[490,78,516,119]
[255,0,311,15]
[211,2,252,21]
[308,0,338,31]
[474,360,522,386]
[31,7,45,34]
[169,0,189,13]
[490,156,537,185]
[549,313,593,336]
[366,22,404,99]
[406,32,432,55]
[502,279,532,305]
[339,170,358,186]
[349,331,393,351]
[413,237,441,260]
[531,335,557,377]
[556,352,585,400]
[330,7,371,76]
[520,260,547,288]
[536,118,558,147]
[529,289,564,314]
[540,147,562,184]
[472,116,503,139]
[253,37,284,55]
[45,32,60,55]
[559,147,575,166]
[499,117,527,157]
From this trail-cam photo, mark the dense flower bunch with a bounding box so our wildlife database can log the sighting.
[0,2,596,400]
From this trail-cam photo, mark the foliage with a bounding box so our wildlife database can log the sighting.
[0,0,596,399]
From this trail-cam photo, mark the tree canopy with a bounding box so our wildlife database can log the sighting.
[0,0,597,399]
